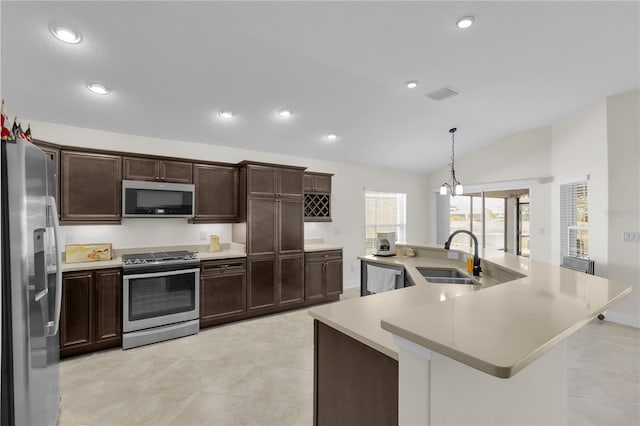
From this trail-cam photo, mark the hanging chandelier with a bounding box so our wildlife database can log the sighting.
[440,127,464,196]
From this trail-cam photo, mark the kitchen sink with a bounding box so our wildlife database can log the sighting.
[416,267,478,285]
[422,277,477,285]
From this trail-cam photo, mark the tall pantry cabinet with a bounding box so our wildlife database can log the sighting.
[233,162,306,312]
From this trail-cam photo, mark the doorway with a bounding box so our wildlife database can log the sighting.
[445,189,530,256]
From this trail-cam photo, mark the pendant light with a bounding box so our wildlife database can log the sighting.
[440,127,464,196]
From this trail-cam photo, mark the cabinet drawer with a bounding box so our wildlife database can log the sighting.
[201,259,246,275]
[305,250,342,263]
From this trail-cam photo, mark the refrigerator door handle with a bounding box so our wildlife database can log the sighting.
[47,196,63,337]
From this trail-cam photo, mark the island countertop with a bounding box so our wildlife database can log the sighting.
[309,244,632,377]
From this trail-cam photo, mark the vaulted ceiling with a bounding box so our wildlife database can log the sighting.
[2,1,638,172]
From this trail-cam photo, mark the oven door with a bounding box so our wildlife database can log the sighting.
[123,267,199,333]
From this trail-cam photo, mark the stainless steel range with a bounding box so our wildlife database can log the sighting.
[122,250,200,349]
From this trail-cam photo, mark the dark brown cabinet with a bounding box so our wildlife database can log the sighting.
[246,164,304,198]
[304,172,332,193]
[247,256,277,310]
[279,254,304,304]
[60,268,122,358]
[60,271,93,354]
[305,250,343,302]
[94,269,122,345]
[236,162,306,312]
[60,150,122,224]
[123,156,193,183]
[192,164,239,223]
[200,259,246,327]
[304,172,333,222]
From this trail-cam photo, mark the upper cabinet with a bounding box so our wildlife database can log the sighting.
[246,163,304,198]
[304,172,333,222]
[192,163,239,223]
[60,150,122,225]
[304,172,332,194]
[123,156,192,184]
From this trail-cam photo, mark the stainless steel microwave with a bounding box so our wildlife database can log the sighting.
[122,180,195,218]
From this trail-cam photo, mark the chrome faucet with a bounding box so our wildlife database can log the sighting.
[444,230,482,276]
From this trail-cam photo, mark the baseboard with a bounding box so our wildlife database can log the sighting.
[344,279,359,289]
[603,310,640,328]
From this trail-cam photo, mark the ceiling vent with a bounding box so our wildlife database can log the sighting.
[425,86,461,101]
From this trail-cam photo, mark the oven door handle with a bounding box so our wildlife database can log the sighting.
[123,267,200,280]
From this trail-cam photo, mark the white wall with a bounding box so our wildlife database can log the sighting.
[605,90,640,327]
[31,120,429,288]
[425,125,553,262]
[426,90,639,327]
[550,99,609,275]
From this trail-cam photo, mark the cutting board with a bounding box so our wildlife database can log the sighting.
[65,243,113,263]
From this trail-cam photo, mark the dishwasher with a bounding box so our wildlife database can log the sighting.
[360,260,410,296]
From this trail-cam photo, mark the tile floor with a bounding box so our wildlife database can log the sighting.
[59,288,639,426]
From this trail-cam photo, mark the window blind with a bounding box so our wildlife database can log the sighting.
[560,181,589,260]
[365,191,406,254]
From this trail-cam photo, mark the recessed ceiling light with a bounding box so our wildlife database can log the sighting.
[277,109,292,118]
[87,81,110,95]
[326,133,338,141]
[456,15,475,29]
[219,110,234,119]
[406,81,418,89]
[49,24,81,44]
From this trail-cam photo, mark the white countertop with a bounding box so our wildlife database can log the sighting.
[304,243,343,252]
[309,244,631,377]
[62,240,341,271]
[62,244,247,272]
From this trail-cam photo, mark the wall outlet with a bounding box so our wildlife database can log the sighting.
[623,232,640,243]
[199,231,208,241]
[447,251,459,260]
[65,234,76,244]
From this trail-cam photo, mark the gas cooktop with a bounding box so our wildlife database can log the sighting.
[122,250,198,267]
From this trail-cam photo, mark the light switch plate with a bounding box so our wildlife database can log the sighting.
[623,232,640,243]
[447,251,460,260]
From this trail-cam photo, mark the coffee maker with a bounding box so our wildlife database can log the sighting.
[374,232,396,256]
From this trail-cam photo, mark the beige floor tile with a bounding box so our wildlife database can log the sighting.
[58,299,638,426]
[168,391,311,426]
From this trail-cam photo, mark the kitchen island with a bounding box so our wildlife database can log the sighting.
[308,244,632,426]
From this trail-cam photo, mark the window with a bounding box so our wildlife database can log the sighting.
[365,191,406,254]
[560,181,589,260]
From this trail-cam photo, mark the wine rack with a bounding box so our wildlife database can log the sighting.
[304,193,331,221]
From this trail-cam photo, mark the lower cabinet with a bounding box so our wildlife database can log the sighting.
[279,255,304,305]
[60,268,122,358]
[247,254,304,311]
[305,250,343,302]
[200,259,247,327]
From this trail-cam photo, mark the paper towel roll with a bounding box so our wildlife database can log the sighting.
[209,235,220,252]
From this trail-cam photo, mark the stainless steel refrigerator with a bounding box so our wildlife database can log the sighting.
[1,137,62,425]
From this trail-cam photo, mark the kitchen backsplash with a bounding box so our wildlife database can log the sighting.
[58,220,332,251]
[58,219,233,249]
